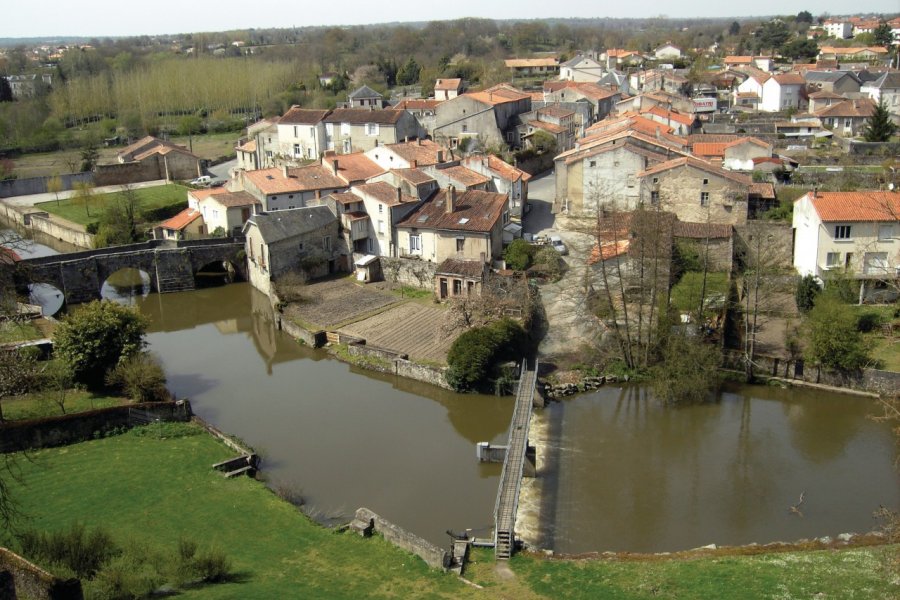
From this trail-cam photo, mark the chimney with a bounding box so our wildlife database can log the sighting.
[397,186,402,203]
[411,159,417,169]
[405,136,409,143]
[417,138,422,146]
[331,159,339,175]
[446,185,456,214]
[437,150,444,163]
[282,165,289,178]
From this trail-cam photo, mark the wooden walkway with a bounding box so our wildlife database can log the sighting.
[493,360,538,559]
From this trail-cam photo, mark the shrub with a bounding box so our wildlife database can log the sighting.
[445,318,528,392]
[856,310,884,333]
[105,352,169,402]
[804,290,871,371]
[18,524,119,579]
[795,274,821,313]
[532,246,562,280]
[503,239,534,271]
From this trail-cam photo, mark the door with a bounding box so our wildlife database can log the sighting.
[439,278,448,299]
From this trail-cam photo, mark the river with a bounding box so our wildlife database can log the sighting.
[2,239,897,552]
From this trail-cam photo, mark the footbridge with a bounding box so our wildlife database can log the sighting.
[477,360,539,559]
[19,238,247,305]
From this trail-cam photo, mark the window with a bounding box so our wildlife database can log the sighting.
[378,204,383,214]
[298,242,305,252]
[293,126,298,137]
[826,252,840,267]
[378,220,385,235]
[259,243,266,268]
[702,178,709,185]
[323,235,332,252]
[700,192,709,206]
[449,137,459,149]
[864,252,889,274]
[652,177,659,184]
[589,160,596,167]
[453,279,462,295]
[366,123,379,136]
[462,124,468,133]
[456,238,465,252]
[410,234,421,252]
[502,210,509,224]
[293,144,301,156]
[878,224,893,241]
[650,191,660,205]
[834,225,852,240]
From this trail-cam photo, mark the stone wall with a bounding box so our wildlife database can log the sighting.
[275,311,325,347]
[0,548,83,600]
[394,358,452,390]
[0,401,192,453]
[734,221,794,270]
[349,507,450,570]
[379,257,436,289]
[0,172,93,198]
[93,161,160,186]
[0,204,94,250]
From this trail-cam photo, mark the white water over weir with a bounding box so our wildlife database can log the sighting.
[480,360,539,559]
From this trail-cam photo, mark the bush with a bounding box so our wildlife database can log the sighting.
[856,310,885,333]
[445,318,528,392]
[532,246,562,280]
[18,523,119,579]
[503,239,535,271]
[105,352,169,402]
[795,274,821,313]
[804,290,871,371]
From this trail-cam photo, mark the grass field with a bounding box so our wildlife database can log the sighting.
[36,183,189,227]
[671,272,730,314]
[0,319,43,344]
[167,132,239,161]
[2,390,126,421]
[5,425,897,599]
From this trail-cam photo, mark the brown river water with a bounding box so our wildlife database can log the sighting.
[5,236,898,553]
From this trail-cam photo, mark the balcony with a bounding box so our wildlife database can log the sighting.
[341,211,369,242]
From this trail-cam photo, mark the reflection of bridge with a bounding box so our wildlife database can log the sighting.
[20,238,247,305]
[478,361,538,559]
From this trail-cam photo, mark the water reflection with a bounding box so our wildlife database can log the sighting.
[101,268,151,304]
[529,384,898,553]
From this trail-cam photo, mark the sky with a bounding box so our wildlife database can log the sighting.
[2,1,898,39]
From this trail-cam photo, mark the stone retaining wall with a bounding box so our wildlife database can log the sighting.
[394,358,452,390]
[0,203,94,249]
[0,172,93,198]
[0,547,83,600]
[0,401,192,453]
[379,257,436,289]
[349,507,450,570]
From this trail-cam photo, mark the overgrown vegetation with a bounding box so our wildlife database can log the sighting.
[445,318,528,392]
[804,290,872,371]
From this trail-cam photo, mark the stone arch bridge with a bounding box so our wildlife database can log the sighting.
[19,238,248,305]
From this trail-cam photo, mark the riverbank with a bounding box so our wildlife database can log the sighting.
[6,424,897,599]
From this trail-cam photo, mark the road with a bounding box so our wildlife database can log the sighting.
[207,159,237,182]
[522,171,604,359]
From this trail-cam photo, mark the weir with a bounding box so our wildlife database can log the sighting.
[483,360,538,559]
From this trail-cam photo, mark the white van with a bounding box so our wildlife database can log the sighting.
[190,175,212,187]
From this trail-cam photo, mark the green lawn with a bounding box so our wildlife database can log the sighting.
[2,390,126,421]
[0,319,43,344]
[36,183,189,227]
[671,272,730,314]
[4,425,897,599]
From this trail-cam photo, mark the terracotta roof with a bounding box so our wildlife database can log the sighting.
[693,142,727,158]
[753,157,784,165]
[638,156,753,186]
[749,183,776,199]
[393,99,441,111]
[466,84,530,106]
[586,114,684,145]
[461,154,531,182]
[188,186,228,202]
[561,130,688,166]
[244,165,346,195]
[687,134,743,145]
[606,48,640,58]
[438,165,492,188]
[773,73,806,86]
[389,168,436,185]
[723,137,771,150]
[206,190,260,208]
[505,58,559,68]
[325,152,384,184]
[527,120,566,134]
[804,191,900,222]
[545,81,618,101]
[279,107,330,125]
[434,78,462,91]
[397,188,507,233]
[724,56,753,64]
[819,46,889,55]
[588,240,630,265]
[808,90,846,99]
[323,108,407,125]
[436,259,485,278]
[354,181,418,206]
[331,191,363,206]
[537,105,575,119]
[236,139,256,152]
[160,207,202,231]
[673,221,733,239]
[815,99,877,118]
[381,139,446,166]
[643,106,695,126]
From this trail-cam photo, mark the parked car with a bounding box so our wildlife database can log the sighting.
[549,235,568,255]
[190,175,213,187]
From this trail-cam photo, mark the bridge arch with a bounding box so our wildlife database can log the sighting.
[100,267,151,303]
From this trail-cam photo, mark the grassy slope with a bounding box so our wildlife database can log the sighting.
[36,184,189,227]
[2,390,125,421]
[0,319,43,343]
[6,426,897,599]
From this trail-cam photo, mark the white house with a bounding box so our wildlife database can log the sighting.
[559,55,606,82]
[792,190,900,301]
[736,73,805,112]
[275,107,330,161]
[654,43,682,61]
[861,71,900,120]
[823,20,853,39]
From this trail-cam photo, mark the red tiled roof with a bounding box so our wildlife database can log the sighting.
[160,207,201,231]
[389,168,436,185]
[236,139,256,152]
[434,78,462,91]
[815,99,877,118]
[354,181,418,206]
[749,183,776,199]
[805,191,900,222]
[644,105,695,126]
[381,139,448,166]
[467,84,530,106]
[244,165,346,195]
[323,108,407,125]
[439,165,492,188]
[436,258,485,278]
[393,99,442,111]
[723,137,771,150]
[588,240,630,265]
[773,73,806,86]
[638,156,753,186]
[279,107,330,125]
[505,58,558,68]
[324,152,384,184]
[206,190,260,208]
[397,188,507,233]
[693,142,727,158]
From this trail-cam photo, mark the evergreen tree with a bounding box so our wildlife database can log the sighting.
[873,21,895,48]
[863,99,898,142]
[396,57,421,86]
[0,77,12,102]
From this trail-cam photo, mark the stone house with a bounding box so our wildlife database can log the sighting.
[861,72,900,120]
[460,154,531,220]
[351,181,423,258]
[803,71,862,95]
[364,138,449,170]
[3,73,52,98]
[638,156,752,226]
[542,81,619,124]
[155,208,205,241]
[395,186,510,265]
[347,85,383,108]
[673,221,735,272]
[722,137,773,171]
[323,108,423,154]
[433,84,531,149]
[434,258,487,300]
[559,55,605,82]
[807,90,848,113]
[434,78,463,100]
[815,99,877,137]
[243,205,341,294]
[114,136,201,181]
[792,190,899,301]
[187,187,260,237]
[237,163,347,212]
[392,99,441,134]
[241,117,280,169]
[517,105,577,151]
[553,128,690,215]
[275,107,330,161]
